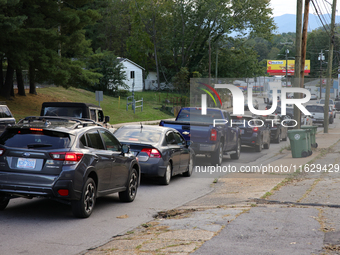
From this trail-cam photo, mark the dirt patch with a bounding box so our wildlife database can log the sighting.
[154,208,197,219]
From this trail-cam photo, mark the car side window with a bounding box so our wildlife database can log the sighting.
[0,106,4,118]
[99,130,121,151]
[98,110,104,122]
[79,134,87,148]
[166,132,177,145]
[86,130,105,150]
[90,109,96,121]
[174,132,186,145]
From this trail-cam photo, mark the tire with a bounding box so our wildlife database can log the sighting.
[72,178,96,218]
[159,162,172,185]
[263,139,270,149]
[0,196,9,211]
[183,154,195,177]
[255,138,262,152]
[275,132,281,144]
[230,138,241,159]
[119,169,138,202]
[211,142,223,165]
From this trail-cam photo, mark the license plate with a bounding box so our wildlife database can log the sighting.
[17,158,36,169]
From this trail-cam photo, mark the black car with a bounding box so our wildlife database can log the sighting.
[230,115,271,152]
[114,125,194,185]
[0,104,16,135]
[0,116,140,218]
[264,115,288,143]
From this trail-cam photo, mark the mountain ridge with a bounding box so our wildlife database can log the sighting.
[273,14,340,34]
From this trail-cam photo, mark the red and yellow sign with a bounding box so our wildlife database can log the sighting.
[267,60,310,75]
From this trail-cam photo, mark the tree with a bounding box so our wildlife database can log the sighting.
[87,50,127,95]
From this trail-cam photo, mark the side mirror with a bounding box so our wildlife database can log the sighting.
[121,144,129,154]
[104,116,110,123]
[186,140,192,147]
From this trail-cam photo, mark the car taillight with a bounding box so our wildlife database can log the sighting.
[58,189,69,196]
[252,127,259,132]
[0,148,5,156]
[49,152,83,164]
[210,129,217,141]
[141,148,161,158]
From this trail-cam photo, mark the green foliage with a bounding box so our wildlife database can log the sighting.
[87,50,127,95]
[172,67,190,94]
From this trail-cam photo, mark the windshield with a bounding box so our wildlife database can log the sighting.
[43,106,84,118]
[306,105,324,113]
[114,128,162,143]
[177,109,223,123]
[0,128,70,149]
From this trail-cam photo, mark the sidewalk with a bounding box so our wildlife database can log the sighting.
[84,123,340,255]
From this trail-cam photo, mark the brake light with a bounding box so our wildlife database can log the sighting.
[50,152,83,164]
[141,148,161,158]
[252,127,259,132]
[58,189,69,196]
[0,148,5,156]
[210,129,217,141]
[30,128,43,131]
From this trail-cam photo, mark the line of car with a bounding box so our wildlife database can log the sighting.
[0,106,195,218]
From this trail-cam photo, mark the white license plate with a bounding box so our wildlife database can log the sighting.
[17,158,36,169]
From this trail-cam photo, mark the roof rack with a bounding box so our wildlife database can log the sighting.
[17,116,102,129]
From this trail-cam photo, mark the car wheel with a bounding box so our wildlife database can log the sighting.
[0,196,9,210]
[263,139,270,149]
[183,154,195,177]
[255,138,262,152]
[159,162,172,185]
[72,178,96,218]
[230,138,241,159]
[275,132,281,143]
[119,168,138,202]
[211,142,223,165]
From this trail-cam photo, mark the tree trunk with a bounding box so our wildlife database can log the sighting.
[3,61,14,99]
[17,68,26,96]
[29,61,37,95]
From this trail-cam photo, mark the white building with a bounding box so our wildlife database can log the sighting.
[118,58,145,92]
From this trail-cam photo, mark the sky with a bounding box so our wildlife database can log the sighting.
[270,0,339,17]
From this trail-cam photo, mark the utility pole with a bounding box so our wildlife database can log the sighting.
[324,0,337,133]
[209,36,211,81]
[285,49,289,84]
[318,50,324,99]
[294,0,303,129]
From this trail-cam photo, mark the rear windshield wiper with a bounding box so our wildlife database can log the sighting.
[27,144,53,148]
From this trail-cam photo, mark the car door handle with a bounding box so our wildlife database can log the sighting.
[94,155,99,162]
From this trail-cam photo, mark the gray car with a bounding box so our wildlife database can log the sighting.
[0,116,140,218]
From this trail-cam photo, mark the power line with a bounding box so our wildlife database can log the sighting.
[311,0,331,35]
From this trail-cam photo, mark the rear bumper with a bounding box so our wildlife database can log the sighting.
[240,135,260,147]
[0,173,80,200]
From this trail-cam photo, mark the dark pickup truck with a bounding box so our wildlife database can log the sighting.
[159,107,241,165]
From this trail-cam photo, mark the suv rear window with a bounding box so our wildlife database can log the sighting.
[0,128,70,149]
[306,105,324,113]
[43,106,83,118]
[177,109,223,123]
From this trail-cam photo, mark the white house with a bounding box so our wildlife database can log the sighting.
[118,58,145,92]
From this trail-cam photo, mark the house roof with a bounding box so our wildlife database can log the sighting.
[117,57,145,70]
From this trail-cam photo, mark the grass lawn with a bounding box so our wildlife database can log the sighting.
[1,86,188,124]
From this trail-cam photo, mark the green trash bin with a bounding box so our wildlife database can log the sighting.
[287,129,310,158]
[301,125,318,148]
